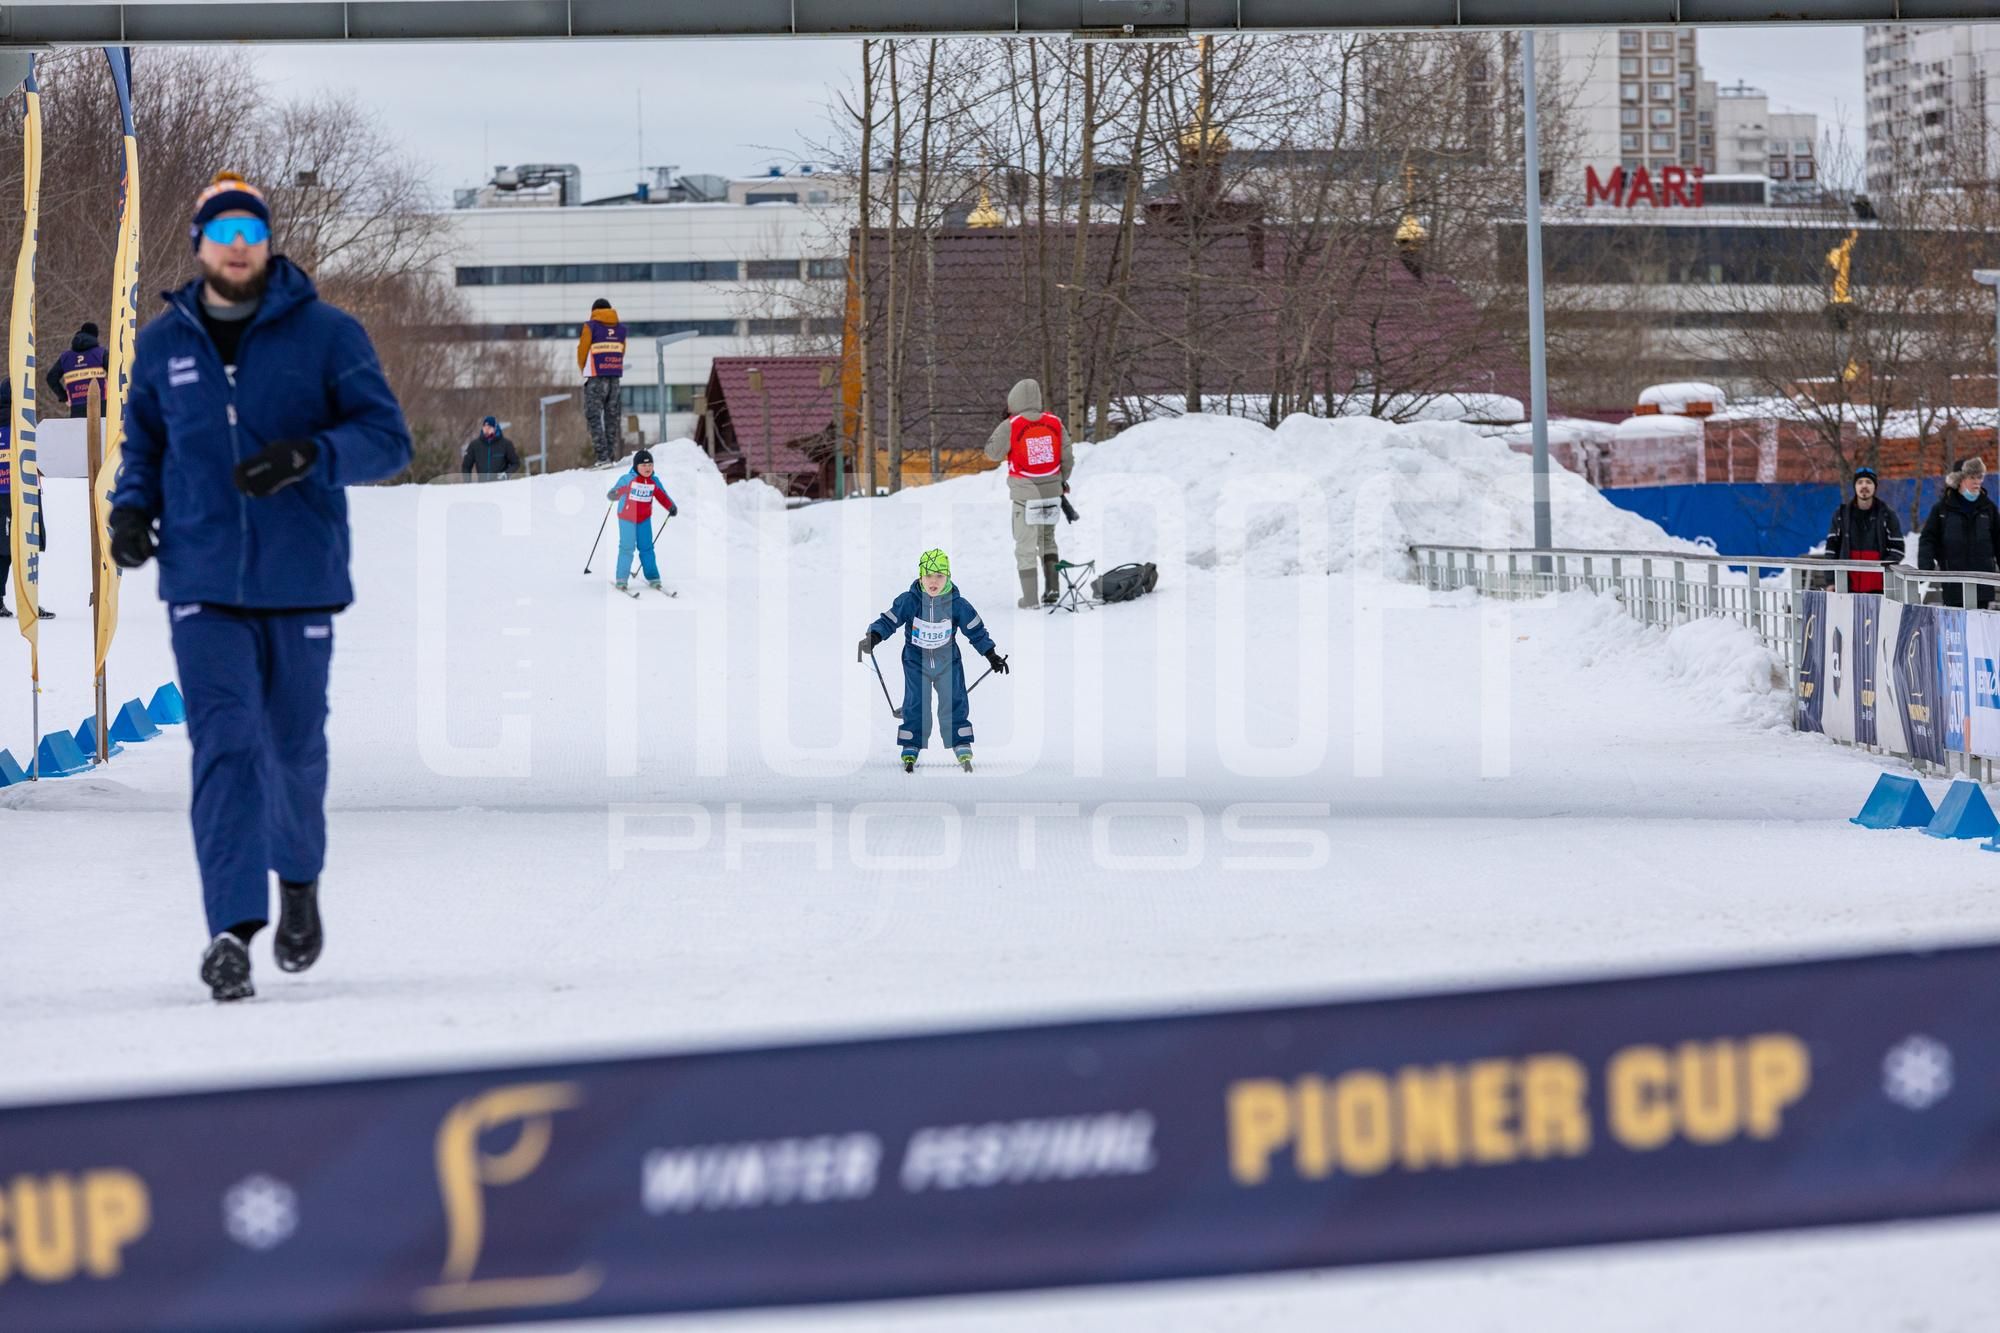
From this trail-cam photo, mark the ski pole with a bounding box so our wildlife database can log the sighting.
[863,647,902,718]
[582,502,613,574]
[967,651,1008,695]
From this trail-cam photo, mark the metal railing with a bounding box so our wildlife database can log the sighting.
[1410,544,2000,781]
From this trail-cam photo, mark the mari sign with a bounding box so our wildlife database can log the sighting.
[1585,165,1706,209]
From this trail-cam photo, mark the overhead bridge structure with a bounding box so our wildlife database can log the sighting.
[0,0,1997,45]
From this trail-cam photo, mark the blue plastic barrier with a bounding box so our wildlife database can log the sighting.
[1850,774,1936,830]
[34,730,91,778]
[110,697,161,743]
[148,681,187,725]
[0,748,25,787]
[1924,780,2000,840]
[73,716,124,760]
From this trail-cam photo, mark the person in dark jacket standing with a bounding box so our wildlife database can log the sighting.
[576,297,626,466]
[1822,466,1905,594]
[1918,455,2000,609]
[108,171,413,1002]
[46,321,108,417]
[461,415,521,481]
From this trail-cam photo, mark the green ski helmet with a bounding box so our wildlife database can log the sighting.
[918,548,952,591]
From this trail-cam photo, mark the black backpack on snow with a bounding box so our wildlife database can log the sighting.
[1092,562,1158,604]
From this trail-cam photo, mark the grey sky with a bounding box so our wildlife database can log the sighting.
[242,26,1867,205]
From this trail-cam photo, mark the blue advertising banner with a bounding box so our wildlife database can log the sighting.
[1796,588,1826,734]
[4,946,2000,1332]
[1939,608,1970,756]
[1895,603,1949,766]
[1854,593,1881,748]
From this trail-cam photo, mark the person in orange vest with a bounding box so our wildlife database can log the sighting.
[982,378,1074,608]
[576,297,626,465]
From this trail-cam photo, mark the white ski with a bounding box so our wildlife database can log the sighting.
[611,581,641,599]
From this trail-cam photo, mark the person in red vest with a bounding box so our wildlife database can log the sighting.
[576,297,626,466]
[982,378,1074,608]
[1822,466,1904,594]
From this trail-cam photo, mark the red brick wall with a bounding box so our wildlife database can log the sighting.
[1702,418,1999,485]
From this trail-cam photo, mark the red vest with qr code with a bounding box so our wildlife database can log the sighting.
[1006,414,1064,481]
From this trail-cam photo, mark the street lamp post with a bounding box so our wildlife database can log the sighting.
[534,392,570,474]
[1521,31,1552,564]
[655,330,698,444]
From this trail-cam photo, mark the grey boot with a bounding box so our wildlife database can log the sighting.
[1041,554,1060,606]
[1017,568,1039,609]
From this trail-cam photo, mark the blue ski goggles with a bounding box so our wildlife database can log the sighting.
[199,216,270,247]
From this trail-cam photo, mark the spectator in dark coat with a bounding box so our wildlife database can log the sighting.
[1822,466,1905,593]
[1918,455,2000,609]
[460,416,521,481]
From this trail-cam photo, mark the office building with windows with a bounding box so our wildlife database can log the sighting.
[439,166,854,440]
[1547,27,1705,184]
[1539,31,1815,204]
[1864,23,2000,194]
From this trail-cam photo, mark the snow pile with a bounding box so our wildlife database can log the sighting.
[776,412,1695,584]
[1113,392,1526,428]
[1541,592,1790,730]
[1491,417,1616,449]
[1350,392,1525,424]
[1639,382,1727,414]
[1616,414,1705,440]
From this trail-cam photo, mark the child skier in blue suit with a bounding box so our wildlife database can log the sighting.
[858,549,1008,771]
[606,448,677,592]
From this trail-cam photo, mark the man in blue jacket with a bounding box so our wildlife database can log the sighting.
[108,171,413,1002]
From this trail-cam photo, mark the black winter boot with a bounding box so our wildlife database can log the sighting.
[1041,554,1060,606]
[201,934,255,1002]
[275,878,323,974]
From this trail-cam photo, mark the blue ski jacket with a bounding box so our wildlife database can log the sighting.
[868,580,996,672]
[112,257,412,608]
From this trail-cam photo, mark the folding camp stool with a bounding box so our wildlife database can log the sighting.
[1050,559,1098,613]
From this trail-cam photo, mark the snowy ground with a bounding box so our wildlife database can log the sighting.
[3,417,1997,1331]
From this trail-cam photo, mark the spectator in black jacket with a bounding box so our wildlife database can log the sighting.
[1918,455,2000,608]
[460,415,521,482]
[1822,466,1905,593]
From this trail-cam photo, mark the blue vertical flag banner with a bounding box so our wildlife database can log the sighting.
[1794,588,1825,735]
[1854,594,1881,748]
[1895,604,1947,766]
[1,944,2000,1333]
[6,57,42,679]
[1820,591,1856,744]
[94,45,139,676]
[1937,607,1970,757]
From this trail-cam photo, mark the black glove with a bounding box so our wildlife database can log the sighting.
[1060,497,1079,523]
[667,501,679,518]
[857,631,882,662]
[986,650,1010,675]
[233,437,319,498]
[108,506,156,570]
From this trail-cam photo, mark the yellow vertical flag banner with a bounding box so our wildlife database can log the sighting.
[8,58,44,683]
[96,46,140,675]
